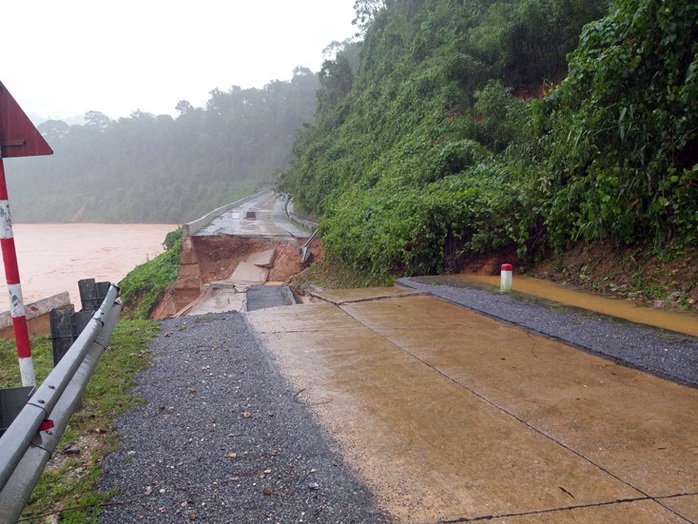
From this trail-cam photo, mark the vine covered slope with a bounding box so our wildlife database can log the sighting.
[279,0,698,292]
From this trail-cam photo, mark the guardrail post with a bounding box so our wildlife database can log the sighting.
[78,278,110,312]
[0,387,34,438]
[50,280,112,366]
[49,307,76,366]
[300,228,319,264]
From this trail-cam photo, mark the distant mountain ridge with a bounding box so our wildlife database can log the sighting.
[6,68,319,224]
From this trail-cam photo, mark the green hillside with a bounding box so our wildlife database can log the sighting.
[279,0,697,283]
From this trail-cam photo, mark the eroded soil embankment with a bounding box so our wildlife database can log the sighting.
[152,234,322,319]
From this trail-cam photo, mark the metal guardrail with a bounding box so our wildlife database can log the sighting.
[285,197,319,231]
[300,228,320,264]
[0,283,122,524]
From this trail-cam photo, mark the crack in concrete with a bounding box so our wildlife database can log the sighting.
[525,331,543,361]
[433,493,697,523]
[308,290,427,306]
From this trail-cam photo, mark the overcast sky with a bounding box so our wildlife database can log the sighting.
[2,0,357,121]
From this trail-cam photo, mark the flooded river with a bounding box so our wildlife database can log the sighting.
[0,223,177,311]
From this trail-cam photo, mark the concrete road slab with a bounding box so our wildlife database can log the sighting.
[246,248,276,268]
[399,276,698,389]
[478,499,689,523]
[309,286,423,305]
[229,261,269,284]
[661,494,698,522]
[342,295,698,499]
[247,303,650,523]
[185,289,245,315]
[249,302,363,333]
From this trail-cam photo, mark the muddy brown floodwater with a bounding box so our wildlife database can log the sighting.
[0,223,177,311]
[446,273,698,337]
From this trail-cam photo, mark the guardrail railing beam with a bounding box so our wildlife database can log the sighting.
[0,282,121,523]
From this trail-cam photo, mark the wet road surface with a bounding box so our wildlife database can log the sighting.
[399,276,698,388]
[440,273,698,337]
[246,287,698,523]
[195,192,311,239]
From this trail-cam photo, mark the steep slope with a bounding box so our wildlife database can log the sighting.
[279,0,698,292]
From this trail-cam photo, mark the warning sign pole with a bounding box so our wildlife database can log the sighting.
[0,80,53,387]
[0,153,34,385]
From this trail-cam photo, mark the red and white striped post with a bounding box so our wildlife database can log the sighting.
[0,80,53,386]
[0,155,34,386]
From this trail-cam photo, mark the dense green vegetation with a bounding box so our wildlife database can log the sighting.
[118,228,182,319]
[6,0,695,288]
[5,69,318,223]
[280,0,698,281]
[536,0,698,251]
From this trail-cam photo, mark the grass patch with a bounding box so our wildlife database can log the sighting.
[118,228,181,320]
[0,335,54,389]
[0,319,159,523]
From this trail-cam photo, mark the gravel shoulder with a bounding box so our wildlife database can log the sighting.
[398,276,698,388]
[99,313,389,523]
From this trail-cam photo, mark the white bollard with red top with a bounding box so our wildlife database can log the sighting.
[500,263,513,292]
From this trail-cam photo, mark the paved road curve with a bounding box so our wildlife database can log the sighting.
[195,192,311,239]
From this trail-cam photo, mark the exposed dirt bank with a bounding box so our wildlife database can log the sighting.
[528,242,698,311]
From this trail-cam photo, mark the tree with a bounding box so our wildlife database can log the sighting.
[318,54,354,111]
[38,119,70,142]
[353,0,387,35]
[175,100,194,116]
[128,110,156,123]
[84,110,113,132]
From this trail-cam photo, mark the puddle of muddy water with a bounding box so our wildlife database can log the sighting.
[0,223,177,311]
[440,274,698,337]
